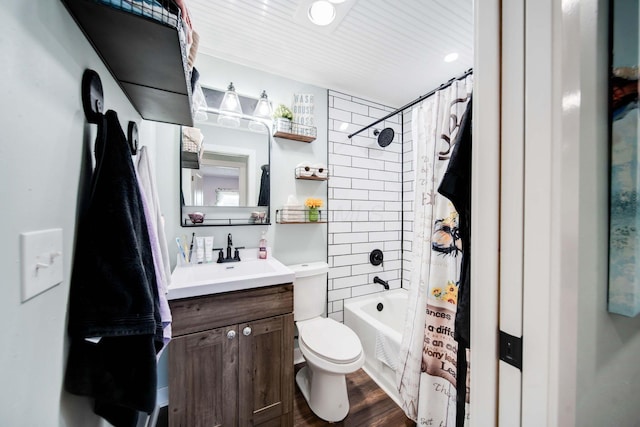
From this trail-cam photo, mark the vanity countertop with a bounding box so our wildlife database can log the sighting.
[167,249,294,300]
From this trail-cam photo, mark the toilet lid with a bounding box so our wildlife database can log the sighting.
[298,318,362,364]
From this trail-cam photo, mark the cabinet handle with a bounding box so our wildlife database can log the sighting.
[243,326,252,336]
[227,330,236,340]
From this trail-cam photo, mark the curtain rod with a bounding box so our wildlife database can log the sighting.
[347,68,473,139]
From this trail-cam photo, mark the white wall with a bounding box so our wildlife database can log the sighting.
[326,91,402,322]
[0,2,149,426]
[574,0,640,425]
[157,55,329,267]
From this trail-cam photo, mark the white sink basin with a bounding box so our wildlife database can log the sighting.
[167,249,294,300]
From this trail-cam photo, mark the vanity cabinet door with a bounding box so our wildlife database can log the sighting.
[238,313,294,427]
[169,325,239,427]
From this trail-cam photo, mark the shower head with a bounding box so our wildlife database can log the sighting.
[374,128,394,147]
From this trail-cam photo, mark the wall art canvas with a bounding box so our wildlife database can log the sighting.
[608,0,640,316]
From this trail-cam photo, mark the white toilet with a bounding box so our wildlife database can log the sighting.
[288,262,365,422]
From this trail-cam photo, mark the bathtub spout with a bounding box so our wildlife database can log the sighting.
[373,276,389,290]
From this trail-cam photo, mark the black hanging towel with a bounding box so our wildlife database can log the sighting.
[438,95,472,427]
[65,110,162,427]
[258,164,270,206]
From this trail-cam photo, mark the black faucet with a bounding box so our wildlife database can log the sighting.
[226,233,233,260]
[374,276,389,290]
[216,234,243,263]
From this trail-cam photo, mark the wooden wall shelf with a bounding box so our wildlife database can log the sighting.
[273,131,316,143]
[273,122,317,142]
[296,175,328,181]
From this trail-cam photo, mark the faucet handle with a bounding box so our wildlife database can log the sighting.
[234,246,245,261]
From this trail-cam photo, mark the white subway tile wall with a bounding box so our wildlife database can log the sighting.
[328,90,404,322]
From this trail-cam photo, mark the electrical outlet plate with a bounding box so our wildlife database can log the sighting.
[20,229,63,302]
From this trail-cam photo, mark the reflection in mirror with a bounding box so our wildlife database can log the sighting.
[180,109,271,227]
[183,150,251,207]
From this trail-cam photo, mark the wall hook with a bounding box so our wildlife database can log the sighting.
[81,69,104,124]
[127,121,139,155]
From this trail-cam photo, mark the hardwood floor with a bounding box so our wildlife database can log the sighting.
[157,364,415,426]
[293,364,416,427]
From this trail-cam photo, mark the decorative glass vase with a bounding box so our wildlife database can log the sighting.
[308,207,319,222]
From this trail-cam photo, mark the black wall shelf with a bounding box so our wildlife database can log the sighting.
[62,0,194,126]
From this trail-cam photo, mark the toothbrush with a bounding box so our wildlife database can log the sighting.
[182,235,190,263]
[189,232,195,261]
[181,234,191,262]
[176,237,188,263]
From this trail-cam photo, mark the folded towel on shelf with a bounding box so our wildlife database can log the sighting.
[312,163,328,179]
[375,329,399,371]
[182,126,203,153]
[281,205,305,222]
[296,162,313,178]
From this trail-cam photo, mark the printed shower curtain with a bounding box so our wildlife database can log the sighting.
[396,76,472,426]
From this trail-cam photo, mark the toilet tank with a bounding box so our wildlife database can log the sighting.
[287,262,329,321]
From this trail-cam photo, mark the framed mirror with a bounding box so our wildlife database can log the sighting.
[180,107,271,227]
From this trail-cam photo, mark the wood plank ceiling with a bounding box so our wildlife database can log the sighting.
[188,0,473,107]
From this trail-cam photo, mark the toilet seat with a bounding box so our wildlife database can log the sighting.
[297,317,362,364]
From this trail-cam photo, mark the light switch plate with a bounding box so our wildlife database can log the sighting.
[20,229,63,302]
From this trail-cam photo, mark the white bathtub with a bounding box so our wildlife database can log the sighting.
[344,289,408,407]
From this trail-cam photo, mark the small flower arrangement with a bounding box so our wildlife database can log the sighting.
[305,198,323,222]
[273,104,293,120]
[431,281,459,305]
[305,198,324,209]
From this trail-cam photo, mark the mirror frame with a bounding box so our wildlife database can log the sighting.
[180,87,272,227]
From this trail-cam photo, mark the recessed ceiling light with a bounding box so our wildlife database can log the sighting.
[308,0,336,26]
[444,52,459,63]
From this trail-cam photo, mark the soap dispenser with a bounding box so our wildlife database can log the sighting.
[259,231,267,259]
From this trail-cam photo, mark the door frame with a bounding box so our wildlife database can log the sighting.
[472,1,584,425]
[470,0,501,425]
